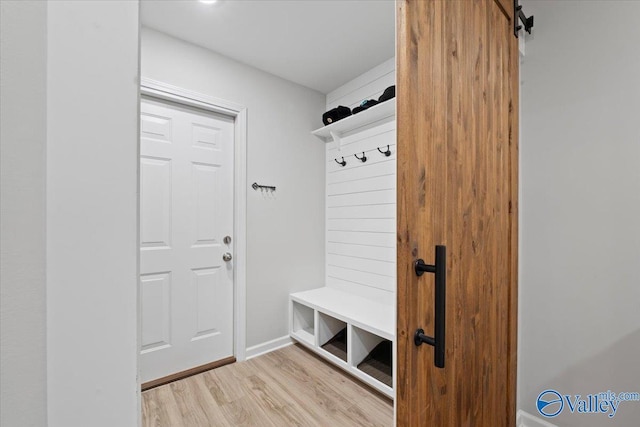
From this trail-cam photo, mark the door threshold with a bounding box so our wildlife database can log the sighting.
[141,356,236,391]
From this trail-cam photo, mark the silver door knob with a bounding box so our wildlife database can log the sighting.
[222,252,233,262]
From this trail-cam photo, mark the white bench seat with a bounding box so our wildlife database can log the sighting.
[290,287,394,340]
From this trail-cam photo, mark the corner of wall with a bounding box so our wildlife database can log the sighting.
[46,1,140,425]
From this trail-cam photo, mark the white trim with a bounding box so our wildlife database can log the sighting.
[245,336,294,360]
[139,78,248,362]
[516,410,557,427]
[233,107,248,362]
[140,78,245,116]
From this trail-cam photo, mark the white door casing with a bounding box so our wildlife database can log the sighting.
[139,96,235,383]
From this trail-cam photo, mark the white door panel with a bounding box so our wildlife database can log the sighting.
[140,272,172,353]
[140,157,172,249]
[140,97,234,383]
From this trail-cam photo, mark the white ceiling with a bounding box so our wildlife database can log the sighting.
[141,0,395,94]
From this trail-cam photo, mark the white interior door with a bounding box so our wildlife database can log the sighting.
[139,96,235,383]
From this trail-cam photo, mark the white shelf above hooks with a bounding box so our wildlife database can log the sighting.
[312,100,396,150]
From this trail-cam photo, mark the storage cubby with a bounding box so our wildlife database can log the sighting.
[291,301,315,346]
[318,312,348,363]
[289,288,394,398]
[352,326,393,388]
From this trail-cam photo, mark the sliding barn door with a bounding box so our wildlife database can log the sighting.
[396,0,518,425]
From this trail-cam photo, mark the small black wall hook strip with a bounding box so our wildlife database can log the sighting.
[414,245,446,369]
[252,182,276,191]
[377,145,391,157]
[354,152,367,163]
[514,0,534,38]
[335,157,347,167]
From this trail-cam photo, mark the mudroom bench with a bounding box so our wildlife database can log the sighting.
[289,287,394,398]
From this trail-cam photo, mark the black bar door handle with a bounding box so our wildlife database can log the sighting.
[414,245,446,368]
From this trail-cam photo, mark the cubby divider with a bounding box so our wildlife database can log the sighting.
[291,300,315,346]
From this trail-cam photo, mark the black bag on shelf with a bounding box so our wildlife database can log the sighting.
[378,85,396,103]
[322,105,352,125]
[352,99,379,114]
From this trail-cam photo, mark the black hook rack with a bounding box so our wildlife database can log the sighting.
[335,157,346,167]
[252,182,276,191]
[514,0,534,38]
[377,145,391,157]
[354,152,367,163]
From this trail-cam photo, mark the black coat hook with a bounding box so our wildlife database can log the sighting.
[377,145,391,156]
[335,157,346,167]
[354,152,367,163]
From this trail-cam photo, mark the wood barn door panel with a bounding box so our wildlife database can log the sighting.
[396,0,518,425]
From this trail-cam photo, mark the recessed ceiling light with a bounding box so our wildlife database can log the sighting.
[200,0,218,4]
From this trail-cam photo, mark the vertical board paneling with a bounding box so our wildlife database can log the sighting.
[396,0,518,425]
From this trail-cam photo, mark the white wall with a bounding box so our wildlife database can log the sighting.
[141,28,326,350]
[520,1,640,426]
[0,1,48,426]
[46,1,139,426]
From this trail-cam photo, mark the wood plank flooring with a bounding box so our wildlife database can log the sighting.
[142,344,393,427]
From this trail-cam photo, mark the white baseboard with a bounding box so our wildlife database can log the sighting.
[245,335,293,360]
[517,410,557,427]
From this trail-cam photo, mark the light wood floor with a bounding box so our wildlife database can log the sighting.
[142,344,393,427]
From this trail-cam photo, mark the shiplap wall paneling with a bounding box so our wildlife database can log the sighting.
[325,120,396,304]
